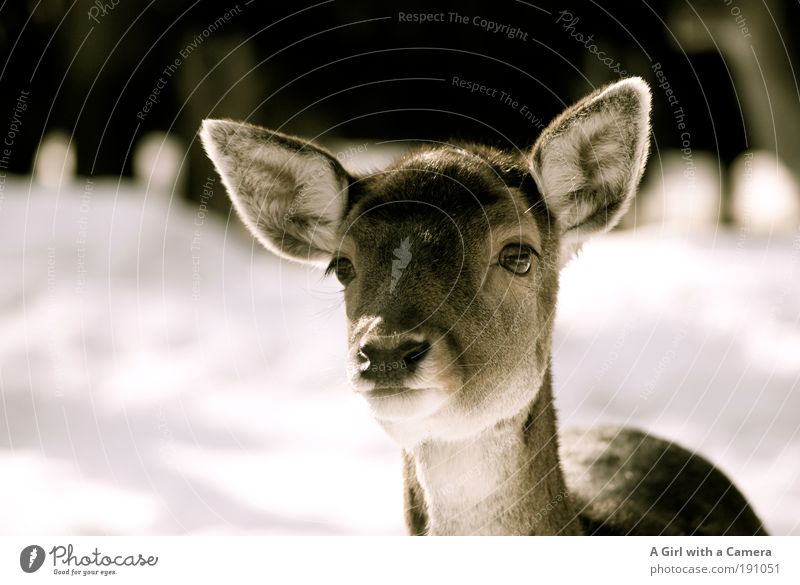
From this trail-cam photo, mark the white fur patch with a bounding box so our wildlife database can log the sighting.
[412,416,529,535]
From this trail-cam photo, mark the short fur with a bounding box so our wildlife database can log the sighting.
[200,120,349,262]
[201,78,766,536]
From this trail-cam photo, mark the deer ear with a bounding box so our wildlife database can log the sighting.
[200,119,350,264]
[529,78,651,262]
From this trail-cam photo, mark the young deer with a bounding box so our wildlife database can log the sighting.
[200,78,766,536]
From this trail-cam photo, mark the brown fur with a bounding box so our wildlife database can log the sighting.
[201,78,766,536]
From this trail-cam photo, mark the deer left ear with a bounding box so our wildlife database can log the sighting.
[529,78,651,262]
[200,119,351,264]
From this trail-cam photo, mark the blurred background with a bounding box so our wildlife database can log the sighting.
[0,0,798,534]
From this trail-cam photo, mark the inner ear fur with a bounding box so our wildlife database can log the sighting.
[200,119,351,264]
[529,78,651,259]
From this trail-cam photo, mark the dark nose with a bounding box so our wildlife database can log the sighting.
[357,337,431,383]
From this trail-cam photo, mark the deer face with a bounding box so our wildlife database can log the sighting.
[201,78,651,447]
[329,148,561,444]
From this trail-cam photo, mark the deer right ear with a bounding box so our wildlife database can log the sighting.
[200,119,350,264]
[529,78,651,263]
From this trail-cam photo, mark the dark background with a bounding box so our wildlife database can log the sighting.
[1,0,799,538]
[2,0,798,219]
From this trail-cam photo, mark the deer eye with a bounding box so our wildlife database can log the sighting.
[326,257,356,285]
[499,244,534,275]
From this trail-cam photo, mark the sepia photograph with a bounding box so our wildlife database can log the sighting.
[1,0,799,580]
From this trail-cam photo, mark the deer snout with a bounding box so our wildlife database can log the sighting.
[356,335,431,385]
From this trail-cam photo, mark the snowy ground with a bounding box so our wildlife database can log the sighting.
[1,169,798,536]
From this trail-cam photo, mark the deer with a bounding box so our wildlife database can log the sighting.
[200,78,767,536]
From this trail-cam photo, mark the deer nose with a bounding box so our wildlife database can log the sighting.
[357,337,431,382]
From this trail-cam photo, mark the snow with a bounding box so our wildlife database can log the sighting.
[0,172,798,535]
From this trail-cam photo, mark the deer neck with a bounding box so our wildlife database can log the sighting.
[408,367,583,536]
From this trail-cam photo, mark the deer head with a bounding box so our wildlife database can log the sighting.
[201,78,651,448]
